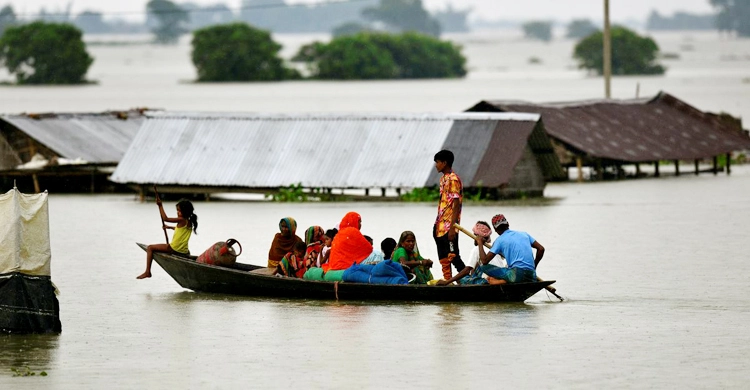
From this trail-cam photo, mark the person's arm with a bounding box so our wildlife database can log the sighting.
[447,199,460,241]
[532,241,545,268]
[436,265,472,285]
[477,236,497,265]
[394,251,432,268]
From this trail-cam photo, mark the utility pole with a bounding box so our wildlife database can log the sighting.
[603,0,612,98]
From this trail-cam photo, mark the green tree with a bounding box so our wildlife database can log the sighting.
[522,21,553,42]
[573,26,665,75]
[710,0,750,36]
[363,0,441,37]
[147,0,189,44]
[315,35,398,79]
[566,19,598,39]
[294,32,466,80]
[0,5,16,35]
[191,23,299,82]
[0,22,93,84]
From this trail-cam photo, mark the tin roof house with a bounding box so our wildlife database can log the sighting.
[110,112,565,199]
[468,92,750,180]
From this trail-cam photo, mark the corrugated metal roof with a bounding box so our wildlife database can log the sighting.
[0,112,144,163]
[111,112,549,189]
[468,92,750,162]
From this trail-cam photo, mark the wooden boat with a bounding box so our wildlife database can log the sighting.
[138,243,555,302]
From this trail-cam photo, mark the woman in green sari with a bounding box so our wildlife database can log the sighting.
[392,231,434,284]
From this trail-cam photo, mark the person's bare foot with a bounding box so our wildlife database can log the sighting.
[136,271,152,279]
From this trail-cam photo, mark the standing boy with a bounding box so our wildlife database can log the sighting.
[433,149,465,279]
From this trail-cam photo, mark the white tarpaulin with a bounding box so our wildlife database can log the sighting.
[0,187,51,276]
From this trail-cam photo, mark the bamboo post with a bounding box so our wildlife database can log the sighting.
[603,0,612,99]
[674,160,680,176]
[655,161,660,177]
[694,159,699,175]
[713,156,718,175]
[576,156,583,182]
[726,152,731,175]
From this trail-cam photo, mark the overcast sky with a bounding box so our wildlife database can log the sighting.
[7,0,716,22]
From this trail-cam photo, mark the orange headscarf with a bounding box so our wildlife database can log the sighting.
[323,212,372,271]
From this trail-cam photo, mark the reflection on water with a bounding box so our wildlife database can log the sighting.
[0,334,58,373]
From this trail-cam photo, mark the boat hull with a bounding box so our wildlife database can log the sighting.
[139,243,554,302]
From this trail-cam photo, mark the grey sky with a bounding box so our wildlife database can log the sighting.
[8,0,716,22]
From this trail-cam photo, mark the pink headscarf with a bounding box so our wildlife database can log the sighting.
[472,222,492,243]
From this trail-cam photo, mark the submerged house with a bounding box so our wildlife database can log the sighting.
[468,92,750,180]
[0,111,145,193]
[110,112,565,199]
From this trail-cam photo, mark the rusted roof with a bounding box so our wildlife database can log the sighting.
[111,112,563,189]
[0,111,145,163]
[468,92,750,162]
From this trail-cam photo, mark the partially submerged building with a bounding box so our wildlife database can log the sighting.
[0,111,145,193]
[468,92,750,180]
[110,112,565,199]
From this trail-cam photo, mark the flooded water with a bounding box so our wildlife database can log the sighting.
[0,30,748,120]
[2,29,750,388]
[1,165,749,388]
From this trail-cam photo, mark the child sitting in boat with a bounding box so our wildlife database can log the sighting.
[137,199,198,279]
[274,241,308,278]
[391,231,433,284]
[303,226,325,269]
[318,228,337,267]
[381,237,397,260]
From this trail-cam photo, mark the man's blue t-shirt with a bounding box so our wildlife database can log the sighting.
[489,230,536,271]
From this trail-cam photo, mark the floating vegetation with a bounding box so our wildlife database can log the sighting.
[10,367,47,377]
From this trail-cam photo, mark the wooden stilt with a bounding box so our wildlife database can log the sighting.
[713,156,718,175]
[381,188,386,197]
[32,173,40,193]
[654,161,660,177]
[596,160,603,181]
[726,153,731,175]
[635,163,641,176]
[365,188,369,196]
[694,159,699,175]
[576,157,583,183]
[674,160,680,176]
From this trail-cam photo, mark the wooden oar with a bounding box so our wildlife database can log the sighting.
[454,223,564,301]
[153,185,169,245]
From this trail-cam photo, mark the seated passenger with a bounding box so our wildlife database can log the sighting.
[273,241,308,278]
[268,217,303,269]
[391,231,434,284]
[475,214,544,285]
[318,228,337,267]
[303,226,325,269]
[324,212,373,272]
[381,237,397,260]
[436,221,505,285]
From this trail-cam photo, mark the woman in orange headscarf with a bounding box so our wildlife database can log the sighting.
[323,212,373,272]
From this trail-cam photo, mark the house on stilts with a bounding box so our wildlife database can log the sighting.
[110,112,565,199]
[467,92,750,181]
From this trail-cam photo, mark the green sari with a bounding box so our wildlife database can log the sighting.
[392,247,434,285]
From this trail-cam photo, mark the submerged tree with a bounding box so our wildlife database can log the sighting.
[191,23,299,82]
[147,0,189,44]
[0,22,94,84]
[362,0,441,37]
[710,0,750,36]
[573,26,665,75]
[522,21,553,42]
[294,32,466,80]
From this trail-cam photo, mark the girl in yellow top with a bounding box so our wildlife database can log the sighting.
[137,199,198,279]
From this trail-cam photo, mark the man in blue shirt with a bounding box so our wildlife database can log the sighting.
[476,214,545,284]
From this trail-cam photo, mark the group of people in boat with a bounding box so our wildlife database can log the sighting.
[137,149,545,286]
[263,149,545,285]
